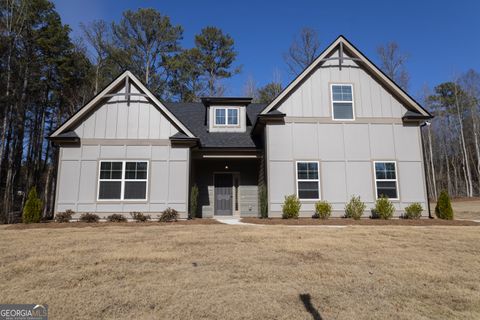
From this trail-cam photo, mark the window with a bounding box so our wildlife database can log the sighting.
[374,161,398,199]
[215,108,226,125]
[296,161,320,200]
[228,109,238,125]
[98,162,122,200]
[214,107,239,126]
[98,161,148,200]
[331,84,354,120]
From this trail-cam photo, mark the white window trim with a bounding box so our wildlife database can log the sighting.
[295,161,321,201]
[373,160,399,201]
[213,107,240,127]
[330,83,355,121]
[97,160,149,201]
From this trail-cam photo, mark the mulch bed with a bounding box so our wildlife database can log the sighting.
[2,219,220,230]
[241,217,479,226]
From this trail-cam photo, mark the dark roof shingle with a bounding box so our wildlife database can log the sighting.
[165,102,265,148]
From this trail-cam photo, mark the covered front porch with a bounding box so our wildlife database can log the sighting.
[190,151,263,218]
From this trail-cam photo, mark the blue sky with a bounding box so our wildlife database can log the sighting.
[53,0,480,100]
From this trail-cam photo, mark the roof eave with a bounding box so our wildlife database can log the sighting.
[252,112,286,135]
[201,97,253,106]
[402,114,434,122]
[169,136,199,147]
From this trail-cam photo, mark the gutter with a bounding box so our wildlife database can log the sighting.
[251,112,286,135]
[169,137,199,148]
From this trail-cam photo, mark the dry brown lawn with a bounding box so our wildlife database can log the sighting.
[0,224,479,320]
[242,217,479,226]
[444,198,480,220]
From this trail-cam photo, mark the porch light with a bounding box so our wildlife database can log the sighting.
[225,165,229,170]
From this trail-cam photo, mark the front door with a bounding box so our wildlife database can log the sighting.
[214,173,233,215]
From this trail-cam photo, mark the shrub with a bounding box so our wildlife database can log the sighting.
[23,187,43,223]
[189,185,199,219]
[372,196,395,219]
[55,209,73,223]
[79,213,100,223]
[435,190,454,220]
[404,203,423,219]
[159,208,179,222]
[130,212,150,222]
[282,194,301,219]
[344,195,366,220]
[313,200,332,219]
[107,213,127,222]
[259,185,268,219]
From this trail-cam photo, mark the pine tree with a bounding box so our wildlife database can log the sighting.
[195,26,240,95]
[23,187,43,223]
[257,82,282,103]
[435,190,454,220]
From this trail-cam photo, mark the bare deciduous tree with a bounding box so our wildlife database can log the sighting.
[377,42,409,90]
[243,75,258,101]
[284,27,320,75]
[80,20,111,95]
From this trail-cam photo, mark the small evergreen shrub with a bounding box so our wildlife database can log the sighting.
[282,194,301,219]
[55,209,73,223]
[404,203,423,219]
[344,195,366,220]
[435,191,454,220]
[79,213,100,223]
[313,200,332,219]
[372,196,395,219]
[130,212,150,222]
[107,213,127,222]
[23,187,43,223]
[189,185,199,219]
[259,185,268,219]
[159,208,179,222]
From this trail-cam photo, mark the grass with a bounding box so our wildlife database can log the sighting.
[0,224,479,319]
[242,217,479,225]
[436,198,480,220]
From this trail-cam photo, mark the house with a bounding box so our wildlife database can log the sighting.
[49,36,432,219]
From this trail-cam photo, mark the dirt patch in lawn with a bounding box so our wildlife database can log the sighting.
[2,219,219,230]
[241,217,479,226]
[0,225,479,319]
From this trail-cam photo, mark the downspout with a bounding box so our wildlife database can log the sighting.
[420,121,433,218]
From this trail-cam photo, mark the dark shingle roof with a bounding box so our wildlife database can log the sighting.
[165,102,266,148]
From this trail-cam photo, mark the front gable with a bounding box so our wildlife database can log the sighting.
[261,36,432,120]
[49,71,195,141]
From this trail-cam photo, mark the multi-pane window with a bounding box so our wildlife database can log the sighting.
[227,109,238,125]
[215,108,226,125]
[124,162,148,199]
[331,84,354,120]
[98,161,148,200]
[296,161,320,200]
[98,162,123,199]
[214,107,239,126]
[374,161,398,199]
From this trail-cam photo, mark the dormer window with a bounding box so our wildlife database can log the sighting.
[202,97,250,133]
[214,107,239,126]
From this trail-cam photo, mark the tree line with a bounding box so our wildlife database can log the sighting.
[0,0,284,222]
[0,1,477,223]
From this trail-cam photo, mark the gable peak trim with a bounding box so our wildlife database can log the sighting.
[49,70,195,138]
[260,35,431,118]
